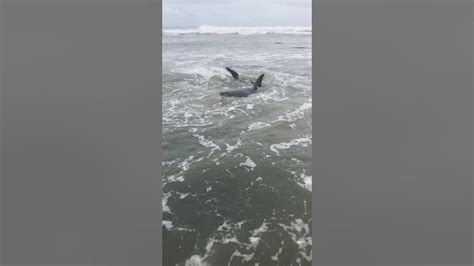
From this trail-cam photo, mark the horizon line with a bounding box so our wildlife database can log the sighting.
[162,25,312,28]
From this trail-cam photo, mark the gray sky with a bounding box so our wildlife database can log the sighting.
[163,0,311,28]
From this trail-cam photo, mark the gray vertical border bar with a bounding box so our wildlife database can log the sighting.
[0,0,4,264]
[312,0,472,265]
[1,0,162,264]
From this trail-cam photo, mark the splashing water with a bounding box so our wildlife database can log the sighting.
[163,30,312,266]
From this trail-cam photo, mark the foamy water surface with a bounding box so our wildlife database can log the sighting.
[163,27,312,266]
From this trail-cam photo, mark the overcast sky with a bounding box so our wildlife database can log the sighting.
[163,0,311,28]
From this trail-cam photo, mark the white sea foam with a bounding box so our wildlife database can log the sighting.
[162,220,173,230]
[271,240,285,261]
[270,137,312,155]
[185,255,208,266]
[200,220,265,264]
[176,192,190,199]
[162,191,177,214]
[171,65,228,81]
[217,220,232,231]
[163,220,195,232]
[212,157,220,166]
[279,219,312,262]
[236,221,246,229]
[240,156,256,171]
[229,250,255,263]
[178,156,194,172]
[275,102,312,123]
[162,159,178,167]
[225,139,242,153]
[247,121,271,131]
[252,221,269,236]
[249,237,261,246]
[163,25,312,35]
[191,131,221,157]
[165,175,184,183]
[291,158,303,163]
[301,173,312,191]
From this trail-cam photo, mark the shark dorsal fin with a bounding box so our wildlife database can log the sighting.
[253,74,264,89]
[225,67,239,79]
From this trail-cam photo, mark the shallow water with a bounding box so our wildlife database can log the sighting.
[162,30,312,266]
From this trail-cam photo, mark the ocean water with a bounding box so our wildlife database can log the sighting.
[162,26,312,266]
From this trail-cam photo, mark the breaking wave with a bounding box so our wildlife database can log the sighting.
[163,25,312,35]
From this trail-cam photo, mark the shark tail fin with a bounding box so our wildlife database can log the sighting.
[253,74,264,89]
[225,67,239,79]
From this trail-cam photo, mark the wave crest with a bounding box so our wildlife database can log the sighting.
[163,25,312,35]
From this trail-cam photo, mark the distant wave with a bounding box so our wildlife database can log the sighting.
[163,25,312,35]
